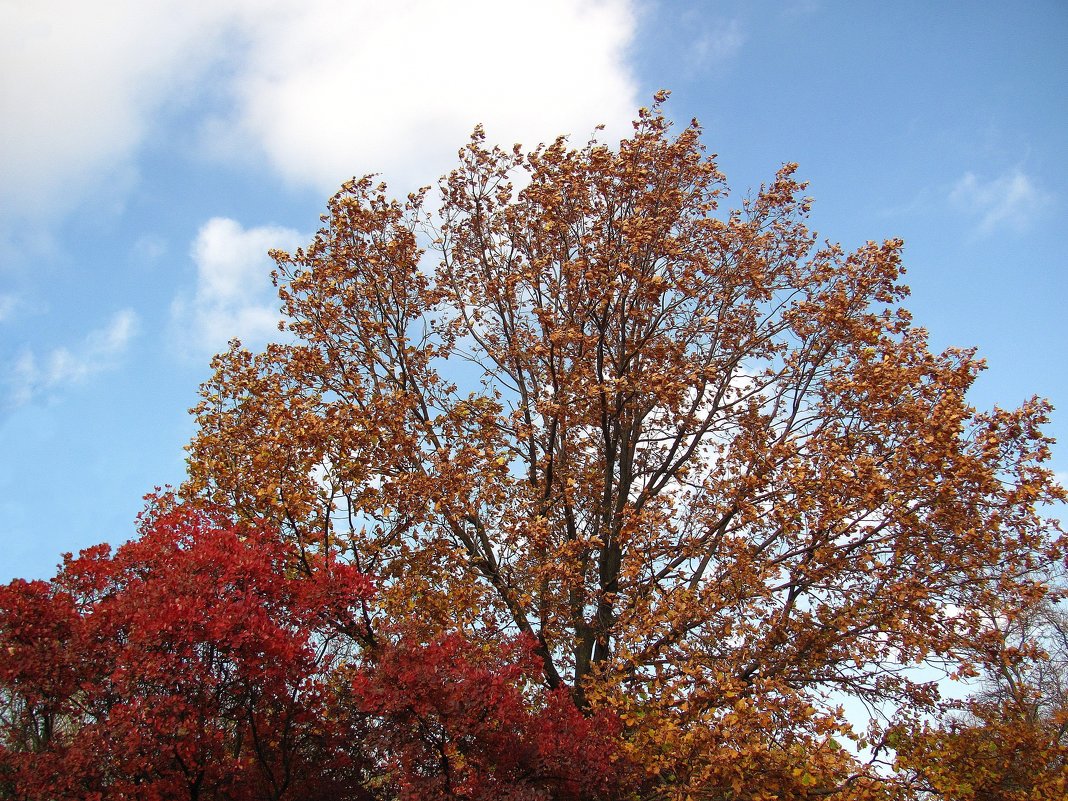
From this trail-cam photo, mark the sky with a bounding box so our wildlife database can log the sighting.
[1,0,1066,582]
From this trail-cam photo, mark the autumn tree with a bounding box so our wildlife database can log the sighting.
[350,632,634,801]
[184,94,1066,798]
[0,501,634,801]
[0,501,375,800]
[892,587,1068,799]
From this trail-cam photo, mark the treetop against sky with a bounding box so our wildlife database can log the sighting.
[1,1,1065,580]
[3,88,1066,799]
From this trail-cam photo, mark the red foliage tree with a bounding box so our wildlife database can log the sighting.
[0,501,374,801]
[0,502,633,800]
[351,632,636,801]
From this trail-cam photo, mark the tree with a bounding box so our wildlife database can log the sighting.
[891,588,1068,799]
[351,632,634,801]
[0,501,375,800]
[184,94,1066,798]
[0,501,634,801]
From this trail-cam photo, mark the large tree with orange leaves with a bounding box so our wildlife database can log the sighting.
[184,95,1066,799]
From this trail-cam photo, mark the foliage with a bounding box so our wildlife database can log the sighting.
[0,501,372,800]
[4,95,1064,799]
[891,591,1068,799]
[0,502,632,800]
[351,633,635,801]
[893,699,1067,800]
[182,94,1066,796]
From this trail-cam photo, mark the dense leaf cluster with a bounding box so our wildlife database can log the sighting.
[0,502,632,800]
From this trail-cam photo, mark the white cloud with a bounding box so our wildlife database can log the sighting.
[215,0,639,193]
[688,19,745,70]
[0,0,228,221]
[949,169,1053,234]
[2,0,638,222]
[172,216,303,355]
[8,309,139,406]
[779,0,822,18]
[0,295,16,322]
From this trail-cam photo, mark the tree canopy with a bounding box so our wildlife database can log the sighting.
[4,96,1065,800]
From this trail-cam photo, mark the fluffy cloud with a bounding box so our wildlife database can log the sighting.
[172,217,303,355]
[8,310,139,406]
[2,0,638,221]
[949,169,1053,234]
[216,0,638,193]
[0,0,227,221]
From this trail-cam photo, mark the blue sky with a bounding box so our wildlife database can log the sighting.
[2,0,1065,581]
